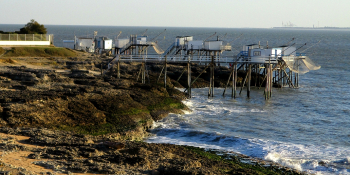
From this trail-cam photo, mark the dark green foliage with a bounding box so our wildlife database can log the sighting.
[19,19,47,34]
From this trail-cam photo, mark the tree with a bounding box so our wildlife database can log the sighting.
[19,19,47,34]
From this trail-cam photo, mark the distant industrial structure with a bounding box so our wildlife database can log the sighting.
[282,21,296,27]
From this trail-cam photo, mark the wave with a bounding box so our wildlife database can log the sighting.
[148,111,350,175]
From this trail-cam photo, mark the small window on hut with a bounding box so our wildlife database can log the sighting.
[253,51,261,56]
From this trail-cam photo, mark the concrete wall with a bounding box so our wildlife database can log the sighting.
[0,41,51,46]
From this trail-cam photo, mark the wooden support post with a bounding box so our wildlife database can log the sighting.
[142,62,145,84]
[187,62,191,98]
[157,66,164,83]
[247,64,251,98]
[117,61,120,79]
[296,72,299,87]
[177,68,187,82]
[136,64,142,82]
[164,56,167,88]
[282,68,295,88]
[145,64,150,84]
[265,64,269,100]
[255,64,258,87]
[269,64,272,97]
[223,68,233,96]
[233,63,237,98]
[211,56,215,97]
[239,72,249,95]
[208,63,212,97]
[184,64,210,92]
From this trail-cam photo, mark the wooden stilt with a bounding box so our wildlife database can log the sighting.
[239,72,249,95]
[265,64,269,100]
[176,68,187,82]
[157,65,164,83]
[184,64,210,92]
[269,64,272,97]
[233,63,237,98]
[255,64,258,87]
[187,62,191,98]
[145,64,150,84]
[211,56,215,97]
[247,64,251,98]
[142,62,145,84]
[223,68,233,96]
[208,62,212,97]
[117,61,120,79]
[164,56,167,88]
[282,69,295,88]
[136,64,142,82]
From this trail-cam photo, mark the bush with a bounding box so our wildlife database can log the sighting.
[19,19,47,34]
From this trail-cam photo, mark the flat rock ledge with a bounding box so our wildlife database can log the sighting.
[0,127,307,175]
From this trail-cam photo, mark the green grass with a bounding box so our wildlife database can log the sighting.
[3,47,77,57]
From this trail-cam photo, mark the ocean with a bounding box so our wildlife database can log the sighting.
[1,24,350,174]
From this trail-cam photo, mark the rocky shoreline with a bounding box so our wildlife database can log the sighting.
[0,51,307,174]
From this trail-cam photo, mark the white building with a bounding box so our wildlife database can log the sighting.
[75,37,95,52]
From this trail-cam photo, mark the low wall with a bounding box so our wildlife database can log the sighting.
[0,34,53,46]
[0,41,50,46]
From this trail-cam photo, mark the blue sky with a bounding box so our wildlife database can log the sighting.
[1,0,349,28]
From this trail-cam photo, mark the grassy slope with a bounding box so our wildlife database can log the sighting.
[2,47,77,57]
[0,47,5,55]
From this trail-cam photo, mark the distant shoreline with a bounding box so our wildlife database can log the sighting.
[273,27,350,30]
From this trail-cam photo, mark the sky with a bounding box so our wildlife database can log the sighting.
[0,0,349,28]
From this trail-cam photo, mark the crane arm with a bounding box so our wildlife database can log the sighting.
[204,32,216,41]
[149,29,166,42]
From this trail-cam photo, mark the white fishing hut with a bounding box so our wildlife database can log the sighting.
[136,36,147,45]
[241,44,297,63]
[186,40,203,50]
[129,35,148,45]
[279,45,296,56]
[74,37,95,52]
[96,37,113,50]
[175,36,193,47]
[204,40,223,50]
[115,38,129,48]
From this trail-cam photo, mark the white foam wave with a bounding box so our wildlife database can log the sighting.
[147,126,350,174]
[148,88,350,174]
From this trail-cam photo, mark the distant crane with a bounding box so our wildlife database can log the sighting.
[141,29,148,36]
[204,32,217,41]
[149,29,166,42]
[218,33,228,40]
[116,31,122,39]
[283,21,296,27]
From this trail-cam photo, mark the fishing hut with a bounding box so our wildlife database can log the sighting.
[74,37,95,52]
[105,33,320,100]
[95,36,113,55]
[115,29,166,55]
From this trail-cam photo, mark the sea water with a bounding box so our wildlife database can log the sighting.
[1,24,350,174]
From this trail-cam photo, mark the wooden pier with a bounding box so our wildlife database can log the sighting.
[104,33,320,99]
[105,53,309,100]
